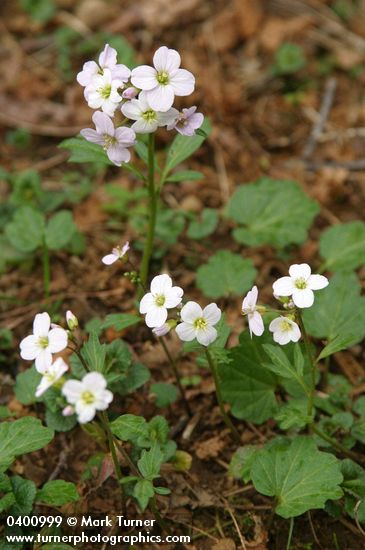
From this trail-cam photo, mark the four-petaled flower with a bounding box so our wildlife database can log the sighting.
[269,316,301,345]
[35,358,68,398]
[242,286,264,337]
[176,301,221,346]
[102,241,130,265]
[62,372,113,424]
[77,44,130,87]
[121,91,178,134]
[167,106,204,136]
[20,312,68,373]
[81,112,136,166]
[131,46,195,112]
[140,274,183,328]
[273,263,328,309]
[84,69,124,116]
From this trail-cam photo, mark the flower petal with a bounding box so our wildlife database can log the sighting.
[33,312,50,337]
[146,85,175,112]
[196,326,217,346]
[153,46,181,72]
[164,286,183,308]
[99,44,117,68]
[102,253,118,265]
[80,128,104,145]
[131,65,157,90]
[48,328,68,353]
[62,380,84,403]
[35,349,53,373]
[272,276,294,297]
[203,303,221,326]
[175,322,196,342]
[151,274,172,295]
[20,335,39,360]
[76,402,96,423]
[289,263,311,280]
[121,99,143,121]
[132,118,158,134]
[114,127,136,146]
[248,311,264,337]
[77,61,98,86]
[92,110,114,135]
[145,306,167,328]
[107,144,130,166]
[242,285,258,311]
[180,301,202,323]
[292,288,314,308]
[156,108,179,126]
[169,69,195,96]
[139,293,154,314]
[83,372,107,390]
[307,274,329,290]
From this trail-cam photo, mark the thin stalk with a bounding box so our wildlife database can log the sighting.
[42,244,50,299]
[310,424,365,463]
[286,517,294,550]
[99,411,126,514]
[296,310,316,417]
[205,349,241,443]
[139,133,157,291]
[159,337,192,417]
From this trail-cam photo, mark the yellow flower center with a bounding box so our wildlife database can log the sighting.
[157,71,169,85]
[81,391,95,405]
[103,134,117,149]
[155,295,166,307]
[98,84,111,99]
[38,336,49,349]
[280,319,293,332]
[142,109,157,122]
[194,317,207,330]
[294,277,307,289]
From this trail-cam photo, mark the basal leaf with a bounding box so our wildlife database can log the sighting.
[36,480,79,506]
[14,367,41,405]
[45,210,77,250]
[226,177,319,248]
[196,250,256,298]
[133,479,154,512]
[101,313,141,332]
[5,206,45,253]
[320,221,365,272]
[111,414,149,445]
[251,436,343,518]
[82,332,106,372]
[150,383,178,408]
[9,476,36,516]
[187,208,218,240]
[138,443,164,480]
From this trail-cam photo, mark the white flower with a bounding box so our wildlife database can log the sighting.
[62,372,113,424]
[35,358,68,398]
[20,312,68,373]
[66,310,78,330]
[84,69,124,116]
[131,46,195,112]
[176,301,221,346]
[102,241,130,265]
[242,286,264,337]
[77,44,130,87]
[121,91,178,133]
[269,316,301,345]
[273,263,329,308]
[139,274,183,328]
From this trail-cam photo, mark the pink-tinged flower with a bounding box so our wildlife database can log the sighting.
[84,69,124,116]
[176,302,221,346]
[77,44,130,87]
[269,316,301,345]
[131,46,195,112]
[121,91,178,134]
[80,111,136,166]
[140,274,183,328]
[273,264,329,309]
[62,372,113,424]
[122,86,139,100]
[152,323,171,337]
[20,312,68,373]
[167,106,204,136]
[242,286,264,338]
[35,357,68,398]
[62,405,75,417]
[66,310,78,330]
[102,241,130,265]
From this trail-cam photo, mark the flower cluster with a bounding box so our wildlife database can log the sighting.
[242,263,328,345]
[138,264,328,349]
[19,311,112,423]
[78,45,203,166]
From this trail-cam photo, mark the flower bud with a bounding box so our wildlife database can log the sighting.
[171,450,192,472]
[66,310,78,330]
[62,405,75,417]
[152,319,177,337]
[122,86,138,100]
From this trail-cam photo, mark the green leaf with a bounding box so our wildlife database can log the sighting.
[187,208,218,240]
[273,43,306,75]
[101,313,141,332]
[262,344,308,394]
[303,272,365,357]
[45,210,77,250]
[196,250,256,298]
[320,221,365,272]
[138,443,164,480]
[9,476,36,515]
[14,367,41,405]
[0,417,54,472]
[251,436,343,518]
[36,480,79,506]
[163,118,211,176]
[226,177,319,248]
[166,170,204,183]
[5,206,45,252]
[82,332,106,372]
[134,140,148,164]
[219,332,278,423]
[155,209,185,246]
[133,479,154,512]
[59,137,112,165]
[45,408,77,432]
[111,415,149,445]
[115,362,150,396]
[0,493,15,513]
[150,383,178,408]
[229,446,259,483]
[274,399,312,430]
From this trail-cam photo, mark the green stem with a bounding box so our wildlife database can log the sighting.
[296,310,316,417]
[286,517,294,550]
[205,349,241,443]
[99,412,126,514]
[42,244,50,299]
[159,337,192,417]
[310,424,365,463]
[139,133,157,292]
